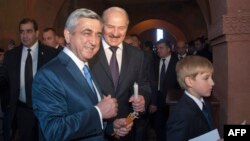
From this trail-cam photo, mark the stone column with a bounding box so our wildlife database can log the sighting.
[208,0,250,133]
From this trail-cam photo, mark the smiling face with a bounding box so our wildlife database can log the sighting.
[102,7,129,47]
[186,71,214,99]
[64,18,102,62]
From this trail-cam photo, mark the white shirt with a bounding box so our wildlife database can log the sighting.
[63,47,103,128]
[102,38,123,73]
[19,41,39,103]
[158,55,171,90]
[185,90,204,111]
[178,53,187,60]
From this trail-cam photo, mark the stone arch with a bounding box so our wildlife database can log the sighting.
[128,19,187,42]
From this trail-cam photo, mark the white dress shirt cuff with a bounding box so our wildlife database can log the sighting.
[94,106,104,129]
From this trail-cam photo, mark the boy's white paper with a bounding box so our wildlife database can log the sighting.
[189,129,220,141]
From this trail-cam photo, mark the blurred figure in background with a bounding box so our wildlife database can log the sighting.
[58,35,66,47]
[175,40,189,60]
[152,39,179,141]
[2,18,58,141]
[7,39,16,51]
[124,34,142,49]
[42,27,63,50]
[0,48,5,64]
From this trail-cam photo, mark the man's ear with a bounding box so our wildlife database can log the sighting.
[184,76,193,88]
[64,29,71,44]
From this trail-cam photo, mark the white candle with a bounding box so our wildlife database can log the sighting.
[133,82,138,99]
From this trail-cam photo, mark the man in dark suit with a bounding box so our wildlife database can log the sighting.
[42,27,64,50]
[90,7,151,141]
[32,8,129,141]
[175,40,189,60]
[1,18,59,141]
[150,39,179,141]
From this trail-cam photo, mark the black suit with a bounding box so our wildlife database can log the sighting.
[57,45,64,51]
[2,42,58,141]
[90,42,151,141]
[0,64,9,113]
[152,53,179,141]
[167,94,214,141]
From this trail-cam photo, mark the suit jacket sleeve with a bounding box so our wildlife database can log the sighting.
[0,65,8,89]
[32,66,103,141]
[167,110,190,141]
[137,52,151,109]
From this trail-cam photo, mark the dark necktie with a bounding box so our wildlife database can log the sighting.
[25,48,33,106]
[109,46,119,89]
[83,65,96,96]
[160,59,166,92]
[202,102,213,129]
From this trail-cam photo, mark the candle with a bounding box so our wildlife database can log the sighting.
[133,82,138,99]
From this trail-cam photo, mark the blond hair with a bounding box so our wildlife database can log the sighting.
[176,56,213,89]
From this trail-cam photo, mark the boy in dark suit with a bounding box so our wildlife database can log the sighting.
[166,56,215,141]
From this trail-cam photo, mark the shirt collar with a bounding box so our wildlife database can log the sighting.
[178,53,187,58]
[162,55,171,62]
[185,90,204,110]
[63,47,88,71]
[102,38,123,50]
[23,41,39,51]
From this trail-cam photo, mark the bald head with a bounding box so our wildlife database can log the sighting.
[102,7,129,25]
[176,40,187,56]
[102,7,130,47]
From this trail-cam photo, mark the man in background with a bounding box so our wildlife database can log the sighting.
[151,39,179,141]
[175,40,189,60]
[1,18,58,141]
[42,27,63,50]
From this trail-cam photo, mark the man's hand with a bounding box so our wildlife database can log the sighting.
[97,95,118,119]
[129,95,145,112]
[113,118,133,137]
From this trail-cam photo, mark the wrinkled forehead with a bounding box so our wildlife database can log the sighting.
[103,9,129,25]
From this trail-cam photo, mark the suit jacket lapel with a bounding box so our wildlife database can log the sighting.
[98,46,113,82]
[58,52,99,104]
[15,46,23,88]
[90,73,104,99]
[91,45,116,93]
[118,43,130,90]
[37,43,45,69]
[184,94,212,128]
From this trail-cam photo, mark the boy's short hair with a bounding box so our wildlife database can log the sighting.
[176,56,213,89]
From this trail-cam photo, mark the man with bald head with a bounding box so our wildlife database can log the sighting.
[90,7,151,141]
[175,40,188,60]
